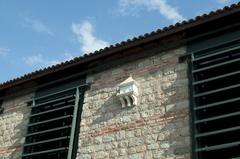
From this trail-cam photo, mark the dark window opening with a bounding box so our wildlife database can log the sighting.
[190,41,240,159]
[22,82,87,159]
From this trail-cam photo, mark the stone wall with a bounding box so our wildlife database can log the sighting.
[0,46,190,159]
[77,47,191,159]
[0,94,32,159]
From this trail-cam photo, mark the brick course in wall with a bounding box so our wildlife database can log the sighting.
[77,47,191,159]
[0,94,32,159]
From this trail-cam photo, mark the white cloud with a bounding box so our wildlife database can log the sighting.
[218,0,230,4]
[63,52,74,61]
[0,48,10,56]
[48,60,61,66]
[23,53,75,67]
[23,54,45,65]
[23,54,59,66]
[118,0,185,23]
[24,18,53,36]
[71,21,109,53]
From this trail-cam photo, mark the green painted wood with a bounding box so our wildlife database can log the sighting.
[188,27,240,159]
[186,22,240,50]
[193,70,240,85]
[194,97,240,110]
[28,115,73,127]
[32,94,75,108]
[192,58,240,73]
[192,45,240,61]
[67,88,80,159]
[35,80,86,99]
[196,126,240,138]
[22,147,68,157]
[195,111,240,124]
[196,141,240,152]
[188,29,240,53]
[24,136,69,147]
[23,74,87,159]
[193,83,240,97]
[25,125,72,137]
[30,105,74,117]
[0,100,3,114]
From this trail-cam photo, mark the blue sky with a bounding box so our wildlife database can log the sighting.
[0,0,239,83]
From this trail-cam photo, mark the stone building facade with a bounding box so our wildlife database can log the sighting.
[0,47,190,159]
[0,3,240,159]
[77,47,190,159]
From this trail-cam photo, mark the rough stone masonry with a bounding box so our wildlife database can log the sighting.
[0,47,190,159]
[0,94,32,159]
[77,47,191,159]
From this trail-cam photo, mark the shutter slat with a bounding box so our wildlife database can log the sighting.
[192,57,240,73]
[195,125,240,138]
[28,115,73,127]
[193,83,240,97]
[195,111,240,124]
[30,105,74,117]
[22,147,68,157]
[194,96,240,110]
[34,83,88,101]
[32,95,75,108]
[193,45,240,62]
[196,141,240,152]
[24,136,69,147]
[26,125,71,137]
[193,70,240,85]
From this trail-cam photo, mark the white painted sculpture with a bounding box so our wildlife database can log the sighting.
[117,75,139,108]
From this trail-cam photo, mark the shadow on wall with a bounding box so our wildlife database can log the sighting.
[0,95,31,159]
[92,93,125,124]
[86,58,190,158]
[142,65,190,158]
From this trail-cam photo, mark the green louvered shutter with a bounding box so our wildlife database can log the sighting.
[22,81,88,159]
[0,100,3,114]
[189,39,240,159]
